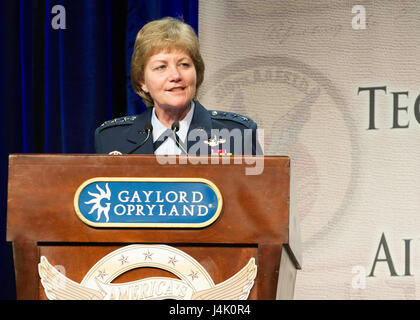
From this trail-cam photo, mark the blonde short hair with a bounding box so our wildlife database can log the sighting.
[130,17,205,107]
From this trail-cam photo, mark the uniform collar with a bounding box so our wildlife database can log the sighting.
[125,100,212,154]
[151,101,195,144]
[187,100,212,153]
[126,107,154,154]
[189,100,212,137]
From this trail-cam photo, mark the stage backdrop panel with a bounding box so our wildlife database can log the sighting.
[199,0,420,299]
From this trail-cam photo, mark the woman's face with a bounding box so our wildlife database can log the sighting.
[140,49,197,110]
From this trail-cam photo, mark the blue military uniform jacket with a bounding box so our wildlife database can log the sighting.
[95,101,262,155]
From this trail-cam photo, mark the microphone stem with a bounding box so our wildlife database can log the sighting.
[127,129,152,154]
[172,132,188,154]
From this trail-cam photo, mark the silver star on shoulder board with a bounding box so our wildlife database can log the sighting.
[204,135,226,147]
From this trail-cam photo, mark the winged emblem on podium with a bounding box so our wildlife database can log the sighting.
[38,245,257,300]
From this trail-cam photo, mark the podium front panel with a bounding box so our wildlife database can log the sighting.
[7,155,298,300]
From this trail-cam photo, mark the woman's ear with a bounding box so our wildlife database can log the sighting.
[140,79,148,93]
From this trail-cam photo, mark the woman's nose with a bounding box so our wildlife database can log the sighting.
[168,65,181,81]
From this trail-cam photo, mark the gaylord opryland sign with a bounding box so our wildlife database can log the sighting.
[74,177,223,228]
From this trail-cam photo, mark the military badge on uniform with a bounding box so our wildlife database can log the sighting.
[204,135,226,147]
[211,149,232,156]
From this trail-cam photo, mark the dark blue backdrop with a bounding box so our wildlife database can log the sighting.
[0,0,198,299]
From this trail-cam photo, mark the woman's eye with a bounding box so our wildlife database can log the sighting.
[155,65,166,70]
[180,62,190,67]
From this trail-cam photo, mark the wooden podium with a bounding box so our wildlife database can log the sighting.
[7,154,301,300]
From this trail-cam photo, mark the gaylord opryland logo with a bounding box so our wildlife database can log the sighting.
[74,178,223,228]
[84,183,112,222]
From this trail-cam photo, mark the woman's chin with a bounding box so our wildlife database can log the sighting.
[159,100,191,110]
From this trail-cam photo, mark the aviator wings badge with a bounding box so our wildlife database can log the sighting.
[38,244,257,300]
[204,135,226,147]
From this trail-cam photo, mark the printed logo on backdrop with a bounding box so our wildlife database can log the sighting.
[74,178,222,228]
[200,56,359,246]
[38,245,257,300]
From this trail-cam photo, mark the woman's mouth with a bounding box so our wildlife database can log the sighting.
[168,86,185,92]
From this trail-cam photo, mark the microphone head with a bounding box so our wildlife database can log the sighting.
[171,121,180,132]
[144,122,153,133]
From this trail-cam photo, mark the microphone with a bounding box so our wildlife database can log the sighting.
[127,122,153,154]
[171,121,180,133]
[171,121,188,154]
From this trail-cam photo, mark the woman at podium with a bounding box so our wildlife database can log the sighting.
[95,17,262,156]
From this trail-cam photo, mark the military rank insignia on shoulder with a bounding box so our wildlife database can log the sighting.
[100,115,137,128]
[209,110,256,129]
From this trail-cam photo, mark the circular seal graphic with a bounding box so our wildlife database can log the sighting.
[200,55,360,248]
[80,245,215,295]
[38,245,257,300]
